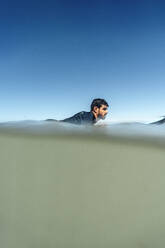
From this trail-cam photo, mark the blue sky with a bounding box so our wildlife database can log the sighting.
[0,0,165,122]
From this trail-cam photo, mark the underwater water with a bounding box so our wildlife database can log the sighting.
[0,121,165,248]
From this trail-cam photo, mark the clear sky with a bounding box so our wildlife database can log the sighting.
[1,0,165,123]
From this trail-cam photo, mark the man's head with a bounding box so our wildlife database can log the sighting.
[91,98,109,120]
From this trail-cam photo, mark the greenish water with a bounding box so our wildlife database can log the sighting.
[1,131,165,248]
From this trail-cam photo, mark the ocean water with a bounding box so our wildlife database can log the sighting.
[1,119,165,138]
[0,121,165,248]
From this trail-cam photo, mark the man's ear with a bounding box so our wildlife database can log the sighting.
[93,106,98,113]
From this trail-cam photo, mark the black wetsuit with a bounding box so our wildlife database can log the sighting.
[61,111,96,125]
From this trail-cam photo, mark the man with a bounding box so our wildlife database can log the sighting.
[46,99,109,125]
[46,98,109,125]
[61,98,109,125]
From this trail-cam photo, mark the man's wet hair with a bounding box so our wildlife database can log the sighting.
[90,98,109,111]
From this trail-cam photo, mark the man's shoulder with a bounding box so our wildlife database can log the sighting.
[62,111,95,125]
[74,111,92,118]
[76,111,89,115]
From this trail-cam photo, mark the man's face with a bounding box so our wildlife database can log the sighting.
[97,104,108,120]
